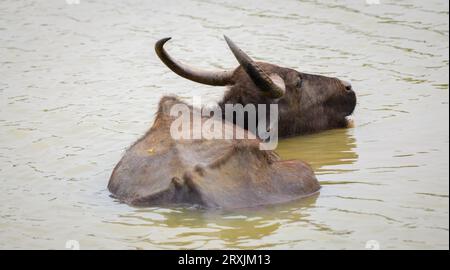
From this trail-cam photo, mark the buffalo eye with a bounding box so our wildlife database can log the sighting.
[296,76,303,88]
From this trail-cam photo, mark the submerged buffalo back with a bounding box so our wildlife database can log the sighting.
[108,96,320,209]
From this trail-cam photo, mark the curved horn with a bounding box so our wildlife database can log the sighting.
[224,35,285,98]
[155,37,234,86]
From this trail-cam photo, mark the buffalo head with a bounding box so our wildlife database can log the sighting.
[155,36,356,137]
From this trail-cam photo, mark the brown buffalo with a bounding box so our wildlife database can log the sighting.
[108,96,320,209]
[108,36,356,209]
[155,36,356,137]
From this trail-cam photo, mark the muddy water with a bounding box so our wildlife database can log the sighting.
[0,0,448,249]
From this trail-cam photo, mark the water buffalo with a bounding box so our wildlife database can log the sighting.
[108,96,320,209]
[155,36,356,137]
[108,36,356,209]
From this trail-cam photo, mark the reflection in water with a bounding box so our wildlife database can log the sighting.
[110,130,358,249]
[112,194,320,249]
[276,128,358,175]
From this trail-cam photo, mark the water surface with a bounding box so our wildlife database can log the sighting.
[0,0,448,249]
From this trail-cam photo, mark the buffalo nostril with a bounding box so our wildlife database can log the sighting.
[340,80,352,91]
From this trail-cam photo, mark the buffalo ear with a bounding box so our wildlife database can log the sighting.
[268,74,286,98]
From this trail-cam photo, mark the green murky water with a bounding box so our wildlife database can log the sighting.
[0,0,448,249]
